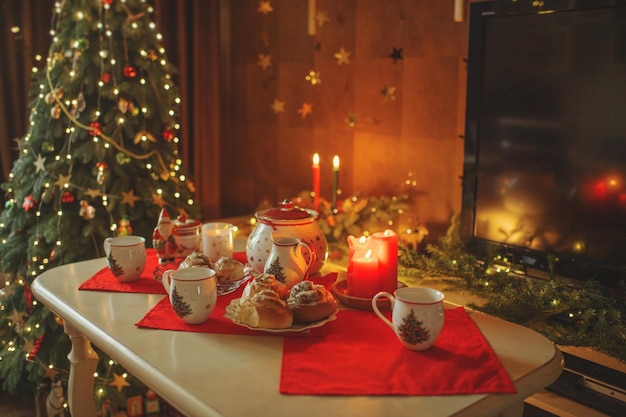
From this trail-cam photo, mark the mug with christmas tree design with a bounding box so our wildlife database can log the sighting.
[104,236,147,283]
[372,287,445,351]
[161,267,217,325]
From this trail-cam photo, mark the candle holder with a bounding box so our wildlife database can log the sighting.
[331,279,406,311]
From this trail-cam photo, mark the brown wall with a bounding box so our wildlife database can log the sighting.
[220,0,469,231]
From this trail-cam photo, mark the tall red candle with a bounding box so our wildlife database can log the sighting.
[312,153,320,212]
[371,230,398,293]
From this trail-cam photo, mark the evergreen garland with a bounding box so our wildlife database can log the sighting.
[398,235,626,363]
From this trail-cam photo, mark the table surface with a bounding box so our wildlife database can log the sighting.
[32,257,563,417]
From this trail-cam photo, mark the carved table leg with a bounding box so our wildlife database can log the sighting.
[64,321,99,417]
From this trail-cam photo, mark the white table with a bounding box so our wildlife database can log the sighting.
[31,258,563,417]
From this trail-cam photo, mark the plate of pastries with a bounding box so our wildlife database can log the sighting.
[224,273,338,332]
[178,252,252,295]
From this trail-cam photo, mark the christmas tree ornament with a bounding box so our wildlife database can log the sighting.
[162,127,175,141]
[101,72,111,84]
[121,189,141,207]
[50,105,61,119]
[89,121,102,136]
[23,195,36,211]
[96,161,108,184]
[123,65,138,79]
[61,190,75,204]
[115,152,131,165]
[118,216,133,236]
[70,92,86,117]
[42,141,55,153]
[118,97,129,113]
[133,130,157,144]
[79,200,96,220]
[109,373,130,392]
[33,154,46,173]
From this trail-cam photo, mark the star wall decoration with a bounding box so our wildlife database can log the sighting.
[257,53,272,71]
[270,99,285,114]
[298,102,313,119]
[345,113,358,127]
[33,154,46,173]
[315,10,330,28]
[305,70,321,85]
[257,1,273,15]
[334,47,351,65]
[381,85,397,101]
[121,189,140,207]
[389,46,403,62]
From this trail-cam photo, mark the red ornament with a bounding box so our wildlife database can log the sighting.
[101,72,111,84]
[89,122,102,136]
[102,0,113,5]
[28,334,45,361]
[24,283,34,312]
[22,195,36,211]
[123,65,137,79]
[162,127,175,142]
[61,190,75,204]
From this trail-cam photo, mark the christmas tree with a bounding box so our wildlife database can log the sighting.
[0,0,198,406]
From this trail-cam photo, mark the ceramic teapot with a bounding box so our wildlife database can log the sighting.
[246,200,328,274]
[264,231,314,288]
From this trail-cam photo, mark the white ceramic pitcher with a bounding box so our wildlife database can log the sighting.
[263,231,314,289]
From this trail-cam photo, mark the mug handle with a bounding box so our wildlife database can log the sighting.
[372,292,395,329]
[103,237,112,256]
[161,269,175,295]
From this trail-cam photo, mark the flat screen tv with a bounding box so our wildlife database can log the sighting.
[462,0,626,291]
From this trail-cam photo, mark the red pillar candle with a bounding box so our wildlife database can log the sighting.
[350,249,380,298]
[331,155,340,211]
[312,153,320,213]
[370,230,398,294]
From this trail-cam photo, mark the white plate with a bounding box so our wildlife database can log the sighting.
[224,298,337,333]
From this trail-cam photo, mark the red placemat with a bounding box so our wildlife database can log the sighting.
[79,249,167,294]
[280,307,517,396]
[79,250,249,294]
[135,272,339,337]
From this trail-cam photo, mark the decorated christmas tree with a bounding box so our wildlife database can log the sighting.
[0,0,198,406]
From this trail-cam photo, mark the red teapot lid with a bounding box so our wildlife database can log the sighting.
[256,200,315,222]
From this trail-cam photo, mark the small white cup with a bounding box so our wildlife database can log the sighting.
[162,267,217,325]
[372,287,445,351]
[202,222,234,262]
[103,236,147,283]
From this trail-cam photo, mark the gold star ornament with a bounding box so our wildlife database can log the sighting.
[121,189,141,207]
[298,102,313,119]
[270,99,285,114]
[109,373,130,392]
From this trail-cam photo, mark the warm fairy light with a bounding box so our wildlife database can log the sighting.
[187,199,194,205]
[76,10,85,20]
[174,192,180,198]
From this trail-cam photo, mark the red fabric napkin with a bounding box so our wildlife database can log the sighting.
[135,272,338,337]
[79,249,167,294]
[280,307,517,396]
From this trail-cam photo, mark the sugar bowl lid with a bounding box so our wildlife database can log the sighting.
[256,199,316,223]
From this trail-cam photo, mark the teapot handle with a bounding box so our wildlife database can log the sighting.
[297,242,315,277]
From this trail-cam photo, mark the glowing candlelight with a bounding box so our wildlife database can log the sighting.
[312,153,320,212]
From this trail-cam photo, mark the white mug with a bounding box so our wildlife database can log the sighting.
[372,287,445,351]
[162,267,217,325]
[103,236,147,283]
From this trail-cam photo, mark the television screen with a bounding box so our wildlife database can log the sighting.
[462,0,626,289]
